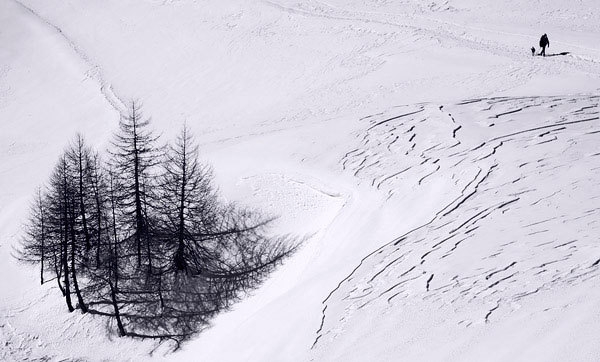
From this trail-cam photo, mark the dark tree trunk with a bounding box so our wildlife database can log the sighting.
[38,194,46,285]
[175,137,187,272]
[132,117,143,268]
[108,278,126,336]
[74,136,91,251]
[107,193,125,336]
[60,159,74,312]
[93,184,102,267]
[62,216,74,312]
[68,203,88,313]
[79,166,91,251]
[53,248,66,297]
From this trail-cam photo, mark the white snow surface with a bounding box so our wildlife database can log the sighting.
[1,0,600,360]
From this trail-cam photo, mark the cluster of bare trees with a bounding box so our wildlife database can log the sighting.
[18,103,296,346]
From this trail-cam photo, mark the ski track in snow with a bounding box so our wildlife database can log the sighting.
[264,0,600,79]
[313,94,600,353]
[10,0,127,115]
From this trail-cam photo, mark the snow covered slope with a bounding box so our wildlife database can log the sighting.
[1,0,599,360]
[312,95,600,361]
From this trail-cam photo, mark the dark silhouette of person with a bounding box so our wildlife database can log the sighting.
[539,34,550,56]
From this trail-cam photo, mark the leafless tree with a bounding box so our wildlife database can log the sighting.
[18,104,298,347]
[109,102,161,271]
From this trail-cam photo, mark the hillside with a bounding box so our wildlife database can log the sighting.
[1,0,599,361]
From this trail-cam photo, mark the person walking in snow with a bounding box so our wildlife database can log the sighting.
[539,33,550,56]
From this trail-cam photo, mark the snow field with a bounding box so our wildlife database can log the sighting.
[1,0,600,360]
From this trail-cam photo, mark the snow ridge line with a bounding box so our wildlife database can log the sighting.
[11,0,127,116]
